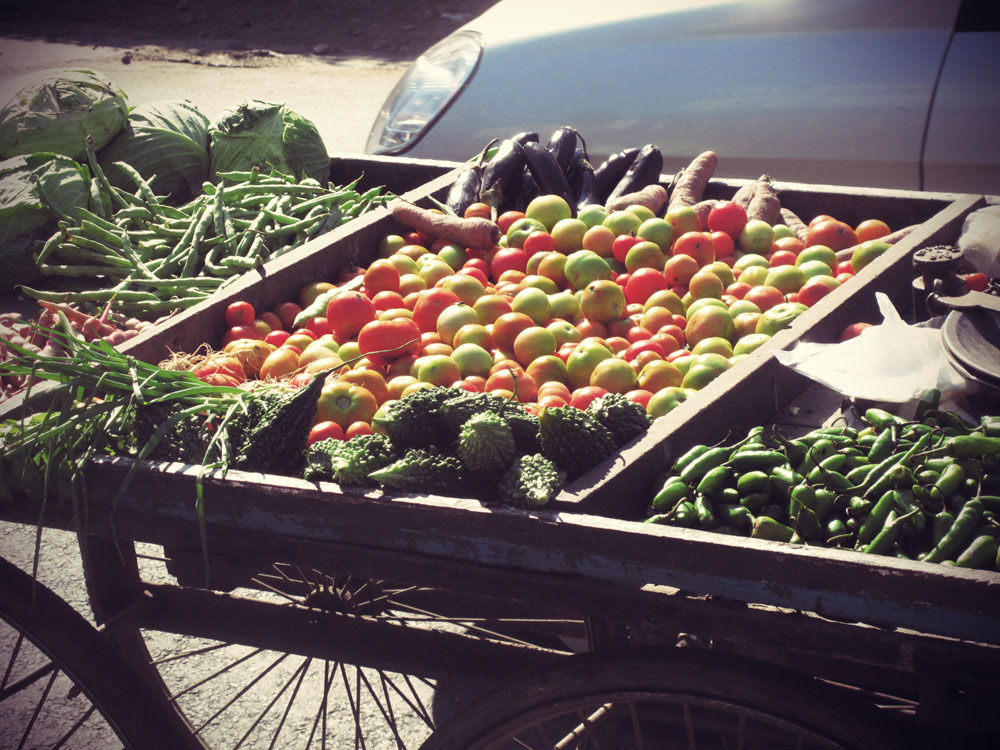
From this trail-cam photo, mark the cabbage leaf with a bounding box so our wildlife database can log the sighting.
[0,69,129,161]
[208,100,329,184]
[98,99,210,204]
[0,153,90,290]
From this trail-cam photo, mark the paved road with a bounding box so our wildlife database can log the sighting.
[0,38,450,749]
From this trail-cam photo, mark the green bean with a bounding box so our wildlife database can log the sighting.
[39,263,131,278]
[264,212,325,238]
[52,243,131,268]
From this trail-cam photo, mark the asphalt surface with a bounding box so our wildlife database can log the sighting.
[0,37,446,749]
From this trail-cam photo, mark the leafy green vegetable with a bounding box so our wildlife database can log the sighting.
[0,69,128,160]
[0,153,90,290]
[98,99,210,204]
[208,100,330,185]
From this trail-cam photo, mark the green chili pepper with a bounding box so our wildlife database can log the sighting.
[729,450,788,472]
[651,477,690,512]
[679,447,731,485]
[739,491,771,512]
[715,503,753,530]
[922,499,984,564]
[694,494,715,529]
[955,533,999,569]
[930,462,966,505]
[671,444,712,475]
[857,488,898,546]
[864,408,902,430]
[751,516,795,543]
[696,465,732,496]
[673,501,698,527]
[863,507,920,555]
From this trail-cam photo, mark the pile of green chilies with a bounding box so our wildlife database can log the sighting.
[645,401,1000,569]
[21,146,394,320]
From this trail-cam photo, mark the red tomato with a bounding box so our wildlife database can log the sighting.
[568,385,609,410]
[371,290,407,312]
[224,300,255,328]
[345,421,374,439]
[411,288,462,333]
[326,291,376,341]
[523,231,556,256]
[221,324,262,347]
[672,232,715,266]
[710,230,735,258]
[623,339,666,362]
[625,267,669,306]
[769,250,797,267]
[259,311,284,332]
[497,211,526,235]
[357,317,422,366]
[612,234,642,265]
[707,200,748,240]
[272,302,303,331]
[308,421,345,445]
[623,389,654,410]
[963,272,989,292]
[458,266,489,286]
[839,322,872,341]
[264,329,291,347]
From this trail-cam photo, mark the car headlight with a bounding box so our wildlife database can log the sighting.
[365,30,483,155]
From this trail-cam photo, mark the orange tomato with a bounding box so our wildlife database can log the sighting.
[314,381,378,429]
[326,290,376,342]
[804,219,858,252]
[463,202,493,220]
[363,259,401,295]
[854,219,892,243]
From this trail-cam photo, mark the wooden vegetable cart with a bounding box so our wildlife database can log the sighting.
[1,156,998,749]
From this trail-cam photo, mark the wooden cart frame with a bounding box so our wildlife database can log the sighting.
[1,156,998,748]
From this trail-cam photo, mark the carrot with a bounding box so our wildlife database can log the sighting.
[745,175,781,226]
[731,180,757,210]
[390,198,500,249]
[666,151,718,214]
[606,183,669,213]
[835,224,918,262]
[691,199,718,232]
[780,207,810,242]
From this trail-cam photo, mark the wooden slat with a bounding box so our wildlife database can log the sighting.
[67,456,1000,648]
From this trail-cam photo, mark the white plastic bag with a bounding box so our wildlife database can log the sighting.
[773,293,968,402]
[958,205,1000,277]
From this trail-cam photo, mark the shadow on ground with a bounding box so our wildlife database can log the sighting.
[0,0,499,63]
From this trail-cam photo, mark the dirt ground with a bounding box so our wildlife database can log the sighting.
[0,0,500,64]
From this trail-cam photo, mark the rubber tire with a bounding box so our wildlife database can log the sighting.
[0,556,196,750]
[422,646,911,750]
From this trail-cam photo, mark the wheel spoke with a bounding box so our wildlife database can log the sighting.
[17,663,58,750]
[169,645,265,702]
[0,660,57,701]
[192,651,290,734]
[1,630,26,691]
[305,660,337,750]
[51,702,98,750]
[233,656,310,749]
[267,656,312,750]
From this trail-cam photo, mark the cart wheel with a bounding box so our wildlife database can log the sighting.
[0,555,195,749]
[80,536,583,749]
[422,646,911,750]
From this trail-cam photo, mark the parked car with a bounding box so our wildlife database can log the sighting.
[365,0,1000,195]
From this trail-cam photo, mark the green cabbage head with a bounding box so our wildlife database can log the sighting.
[0,69,129,161]
[98,99,210,204]
[208,100,329,184]
[0,153,90,290]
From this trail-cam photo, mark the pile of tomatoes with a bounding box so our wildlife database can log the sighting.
[206,192,898,443]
